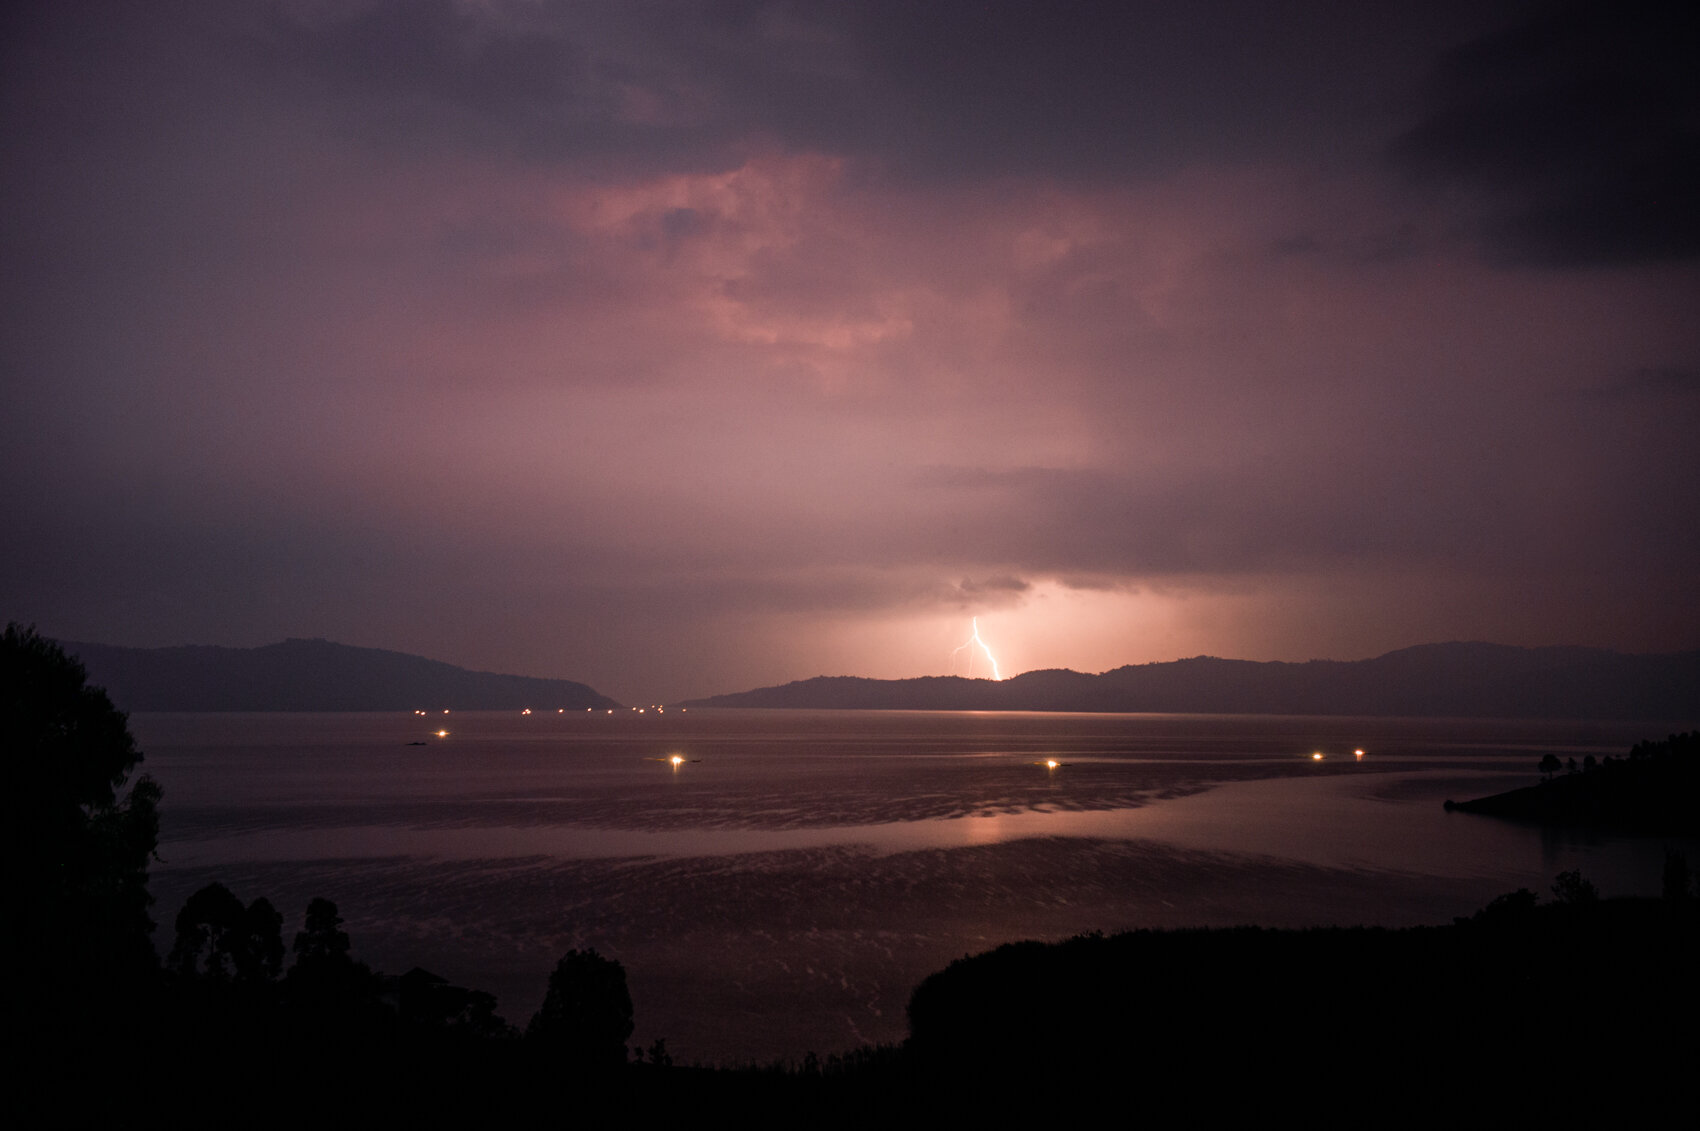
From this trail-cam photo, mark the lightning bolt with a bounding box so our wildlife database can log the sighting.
[951,616,1003,680]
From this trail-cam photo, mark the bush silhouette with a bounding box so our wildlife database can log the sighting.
[1552,869,1600,906]
[169,882,284,983]
[291,897,353,969]
[285,896,382,1032]
[527,949,633,1069]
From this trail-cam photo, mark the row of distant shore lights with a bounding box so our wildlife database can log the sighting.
[413,707,680,715]
[409,708,1366,768]
[413,705,682,740]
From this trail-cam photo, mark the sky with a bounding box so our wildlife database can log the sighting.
[3,0,1697,704]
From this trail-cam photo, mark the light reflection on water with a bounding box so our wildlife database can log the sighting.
[150,771,1562,878]
[130,709,1697,1064]
[140,708,1674,880]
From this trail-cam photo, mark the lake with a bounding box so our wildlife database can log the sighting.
[131,709,1695,1064]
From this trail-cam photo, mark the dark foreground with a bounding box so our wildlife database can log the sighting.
[22,887,1699,1126]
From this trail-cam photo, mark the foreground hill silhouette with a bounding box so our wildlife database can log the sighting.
[895,882,1699,1120]
[684,641,1700,718]
[1448,731,1700,833]
[59,637,621,711]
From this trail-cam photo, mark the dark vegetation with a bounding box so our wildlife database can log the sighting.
[684,640,1700,717]
[58,636,621,711]
[899,868,1700,1119]
[10,624,1697,1121]
[1447,731,1700,833]
[8,626,653,1121]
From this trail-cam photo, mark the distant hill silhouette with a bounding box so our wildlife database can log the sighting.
[682,642,1700,719]
[59,638,621,712]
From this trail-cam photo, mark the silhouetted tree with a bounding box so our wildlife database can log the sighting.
[291,897,352,968]
[1552,869,1599,906]
[527,949,634,1070]
[1539,754,1562,780]
[169,883,284,983]
[286,897,380,1024]
[2,624,160,1018]
[246,897,285,981]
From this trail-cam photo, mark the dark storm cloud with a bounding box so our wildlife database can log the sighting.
[273,0,580,110]
[1579,365,1700,401]
[260,0,647,166]
[907,458,1531,577]
[4,1,1697,701]
[819,0,1460,181]
[1395,0,1700,266]
[253,0,1506,181]
[250,0,826,170]
[1621,366,1700,396]
[953,575,1031,601]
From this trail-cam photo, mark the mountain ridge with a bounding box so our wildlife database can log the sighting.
[58,637,622,712]
[681,642,1700,719]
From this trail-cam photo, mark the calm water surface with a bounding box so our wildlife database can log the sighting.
[132,709,1694,1063]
